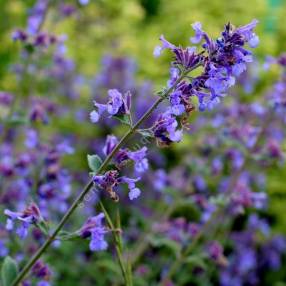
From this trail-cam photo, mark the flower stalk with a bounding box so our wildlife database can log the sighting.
[11,71,189,286]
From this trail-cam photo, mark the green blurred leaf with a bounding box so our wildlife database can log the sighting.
[87,154,103,172]
[185,254,207,269]
[1,256,18,286]
[149,236,181,256]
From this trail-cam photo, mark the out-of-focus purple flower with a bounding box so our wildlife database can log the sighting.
[127,147,149,173]
[59,4,76,17]
[11,30,28,42]
[78,213,108,251]
[79,0,89,5]
[207,241,227,266]
[0,240,8,257]
[4,203,43,239]
[0,92,13,106]
[27,0,48,35]
[25,129,39,149]
[118,176,141,200]
[32,260,51,281]
[153,169,168,191]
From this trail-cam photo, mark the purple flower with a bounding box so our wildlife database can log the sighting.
[0,240,8,257]
[90,89,131,123]
[102,135,148,173]
[90,110,100,123]
[27,0,49,35]
[152,113,183,146]
[78,213,108,251]
[128,188,141,200]
[103,135,118,156]
[4,203,43,239]
[32,261,51,280]
[190,22,204,44]
[107,89,124,115]
[235,19,259,48]
[207,241,227,266]
[153,169,169,192]
[118,176,141,200]
[154,35,203,70]
[169,91,185,115]
[93,170,141,201]
[127,147,149,173]
[11,29,28,42]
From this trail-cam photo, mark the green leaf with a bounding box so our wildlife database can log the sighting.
[1,256,18,286]
[24,43,35,54]
[185,254,207,269]
[148,236,181,256]
[6,116,28,127]
[57,230,80,241]
[137,129,154,138]
[87,154,102,172]
[95,259,121,276]
[37,221,50,236]
[113,114,131,125]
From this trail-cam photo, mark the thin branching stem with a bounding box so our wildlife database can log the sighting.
[11,69,190,286]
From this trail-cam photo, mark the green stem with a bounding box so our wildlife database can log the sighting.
[11,71,188,286]
[100,201,129,285]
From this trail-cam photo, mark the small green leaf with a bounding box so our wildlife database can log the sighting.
[1,256,18,286]
[87,154,102,172]
[149,236,181,256]
[24,43,35,54]
[37,221,50,236]
[137,129,154,138]
[6,116,28,127]
[113,114,131,125]
[57,230,80,241]
[185,254,207,269]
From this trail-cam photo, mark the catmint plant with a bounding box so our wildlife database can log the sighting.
[1,1,286,285]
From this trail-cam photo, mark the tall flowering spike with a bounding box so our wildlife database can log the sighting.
[78,213,108,251]
[4,203,43,239]
[90,89,132,123]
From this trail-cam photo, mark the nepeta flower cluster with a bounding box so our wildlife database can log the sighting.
[149,20,260,148]
[4,203,43,239]
[90,90,131,123]
[77,213,109,251]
